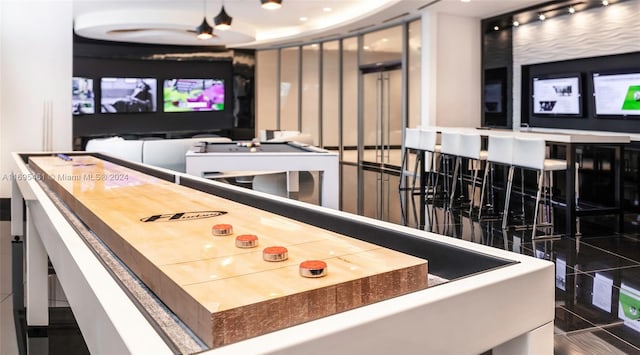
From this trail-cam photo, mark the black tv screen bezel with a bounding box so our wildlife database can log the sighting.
[484,79,505,115]
[530,73,584,118]
[100,77,158,114]
[592,69,640,119]
[72,76,96,116]
[162,78,226,113]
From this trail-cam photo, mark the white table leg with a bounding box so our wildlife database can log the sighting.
[286,171,299,193]
[493,321,553,355]
[321,165,340,210]
[11,177,24,236]
[26,204,49,326]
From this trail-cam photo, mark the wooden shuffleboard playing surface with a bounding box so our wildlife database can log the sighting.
[29,155,428,348]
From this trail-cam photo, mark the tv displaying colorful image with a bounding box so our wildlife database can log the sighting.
[532,76,581,116]
[163,79,224,112]
[72,77,95,115]
[593,72,640,116]
[101,77,157,113]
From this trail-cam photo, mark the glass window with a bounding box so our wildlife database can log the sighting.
[408,20,422,129]
[280,47,300,131]
[301,44,320,145]
[361,26,402,65]
[256,50,278,133]
[322,41,340,149]
[342,37,358,158]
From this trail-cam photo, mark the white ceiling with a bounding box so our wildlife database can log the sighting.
[73,0,548,48]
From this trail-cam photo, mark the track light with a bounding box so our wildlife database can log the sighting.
[196,17,214,40]
[214,5,232,30]
[261,0,282,10]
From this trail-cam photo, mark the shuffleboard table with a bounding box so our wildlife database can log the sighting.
[11,151,555,355]
[185,141,339,209]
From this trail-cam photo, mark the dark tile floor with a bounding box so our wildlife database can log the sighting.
[402,199,640,354]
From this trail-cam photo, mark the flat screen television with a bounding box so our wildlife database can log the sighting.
[484,81,503,114]
[163,79,225,112]
[100,77,157,113]
[593,71,640,117]
[72,77,95,115]
[531,75,582,116]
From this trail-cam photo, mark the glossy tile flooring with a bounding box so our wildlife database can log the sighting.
[2,163,640,354]
[453,219,640,354]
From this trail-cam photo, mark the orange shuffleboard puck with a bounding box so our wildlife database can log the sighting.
[235,234,259,248]
[212,224,233,236]
[299,260,328,278]
[263,246,288,262]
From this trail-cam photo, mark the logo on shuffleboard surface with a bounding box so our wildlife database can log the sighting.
[140,211,227,222]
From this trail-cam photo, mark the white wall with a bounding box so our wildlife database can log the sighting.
[512,0,640,128]
[0,0,73,197]
[431,12,482,128]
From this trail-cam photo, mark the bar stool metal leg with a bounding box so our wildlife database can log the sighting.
[478,162,490,222]
[448,156,461,212]
[531,170,544,240]
[502,165,515,231]
[468,162,480,218]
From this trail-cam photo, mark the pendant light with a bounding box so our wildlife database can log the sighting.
[214,1,233,30]
[261,0,282,10]
[196,0,214,40]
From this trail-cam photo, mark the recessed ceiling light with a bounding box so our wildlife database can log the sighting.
[602,0,609,6]
[493,25,499,31]
[300,17,308,21]
[460,0,471,3]
[568,6,576,14]
[512,20,520,27]
[538,13,546,21]
[323,7,332,12]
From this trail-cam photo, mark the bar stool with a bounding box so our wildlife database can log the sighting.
[449,132,487,218]
[478,135,514,224]
[400,127,440,228]
[399,127,423,193]
[418,128,440,197]
[417,128,441,229]
[435,131,461,213]
[505,137,567,239]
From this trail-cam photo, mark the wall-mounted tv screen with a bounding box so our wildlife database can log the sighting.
[72,77,95,115]
[101,77,157,113]
[163,79,225,112]
[484,81,503,113]
[593,72,640,117]
[532,75,582,116]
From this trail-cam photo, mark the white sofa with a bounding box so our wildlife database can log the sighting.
[85,137,145,163]
[85,136,231,173]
